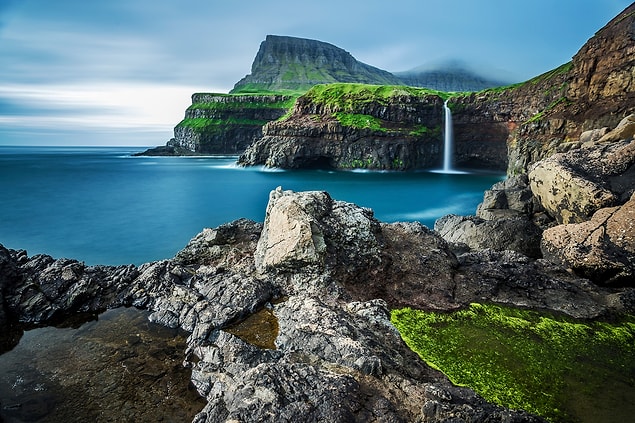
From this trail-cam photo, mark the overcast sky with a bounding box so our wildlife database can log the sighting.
[0,0,631,146]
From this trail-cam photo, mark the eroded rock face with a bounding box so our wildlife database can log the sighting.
[2,188,634,422]
[529,134,635,224]
[542,193,635,286]
[239,93,445,170]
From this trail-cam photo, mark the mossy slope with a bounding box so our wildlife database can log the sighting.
[391,303,635,422]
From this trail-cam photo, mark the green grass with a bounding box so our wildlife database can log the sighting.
[187,98,296,112]
[391,303,635,422]
[333,112,386,132]
[175,117,270,131]
[303,83,450,111]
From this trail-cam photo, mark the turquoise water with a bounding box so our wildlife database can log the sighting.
[0,146,504,265]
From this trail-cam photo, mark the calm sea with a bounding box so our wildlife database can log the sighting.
[0,146,504,265]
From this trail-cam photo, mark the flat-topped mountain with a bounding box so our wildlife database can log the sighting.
[231,35,508,94]
[231,35,403,93]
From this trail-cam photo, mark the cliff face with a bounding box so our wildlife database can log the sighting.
[170,93,294,155]
[231,35,403,93]
[455,4,635,175]
[238,84,445,170]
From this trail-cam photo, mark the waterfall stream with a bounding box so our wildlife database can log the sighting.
[443,99,454,172]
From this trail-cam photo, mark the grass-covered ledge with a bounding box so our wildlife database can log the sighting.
[391,303,635,423]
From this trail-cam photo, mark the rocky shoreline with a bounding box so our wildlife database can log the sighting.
[2,116,635,420]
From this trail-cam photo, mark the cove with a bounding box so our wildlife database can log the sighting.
[0,146,504,266]
[0,307,206,422]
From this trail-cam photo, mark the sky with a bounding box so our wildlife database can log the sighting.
[0,0,632,147]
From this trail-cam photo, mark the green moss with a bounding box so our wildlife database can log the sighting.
[175,117,270,132]
[391,303,635,422]
[333,112,386,132]
[409,124,437,137]
[187,98,296,112]
[304,83,449,111]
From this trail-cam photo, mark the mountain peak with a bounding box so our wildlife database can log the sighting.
[230,35,403,93]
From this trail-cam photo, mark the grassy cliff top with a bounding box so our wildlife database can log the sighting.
[303,83,451,109]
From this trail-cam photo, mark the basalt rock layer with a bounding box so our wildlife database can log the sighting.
[238,85,446,170]
[138,93,295,156]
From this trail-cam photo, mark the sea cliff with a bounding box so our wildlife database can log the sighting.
[2,5,635,422]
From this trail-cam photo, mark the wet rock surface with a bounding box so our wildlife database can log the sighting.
[2,181,634,421]
[0,307,205,423]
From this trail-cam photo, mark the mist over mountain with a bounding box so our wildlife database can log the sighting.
[394,59,513,91]
[231,35,512,93]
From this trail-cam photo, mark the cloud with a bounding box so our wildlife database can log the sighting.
[0,83,205,140]
[0,0,632,146]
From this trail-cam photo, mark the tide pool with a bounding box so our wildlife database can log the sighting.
[0,146,504,265]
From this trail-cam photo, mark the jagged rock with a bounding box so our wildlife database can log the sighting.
[434,214,543,258]
[255,187,383,284]
[476,174,543,219]
[541,192,635,286]
[453,249,623,318]
[529,136,635,224]
[3,187,635,422]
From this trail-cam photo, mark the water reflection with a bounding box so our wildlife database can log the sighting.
[0,308,205,422]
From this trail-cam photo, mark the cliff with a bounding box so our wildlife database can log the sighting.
[137,93,295,155]
[231,35,403,94]
[238,84,446,170]
[454,3,635,175]
[240,5,634,172]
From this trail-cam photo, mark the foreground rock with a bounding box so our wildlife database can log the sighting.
[542,192,635,285]
[2,186,634,422]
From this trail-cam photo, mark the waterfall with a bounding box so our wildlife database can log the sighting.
[443,99,454,172]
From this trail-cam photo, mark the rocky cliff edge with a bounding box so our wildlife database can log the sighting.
[2,177,634,421]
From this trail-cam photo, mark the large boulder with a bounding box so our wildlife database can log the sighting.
[541,192,635,286]
[254,186,383,281]
[529,122,635,224]
[434,214,543,258]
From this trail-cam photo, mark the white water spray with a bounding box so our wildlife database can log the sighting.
[443,99,454,172]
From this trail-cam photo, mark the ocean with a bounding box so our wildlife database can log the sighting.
[0,146,504,265]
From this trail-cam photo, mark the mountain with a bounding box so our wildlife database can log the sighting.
[394,60,511,92]
[230,35,404,93]
[231,35,512,94]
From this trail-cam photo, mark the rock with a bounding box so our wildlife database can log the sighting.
[255,187,383,288]
[476,174,542,218]
[255,188,330,272]
[528,155,618,224]
[453,249,623,318]
[598,114,635,143]
[529,137,635,224]
[541,193,635,286]
[4,187,635,422]
[435,214,543,258]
